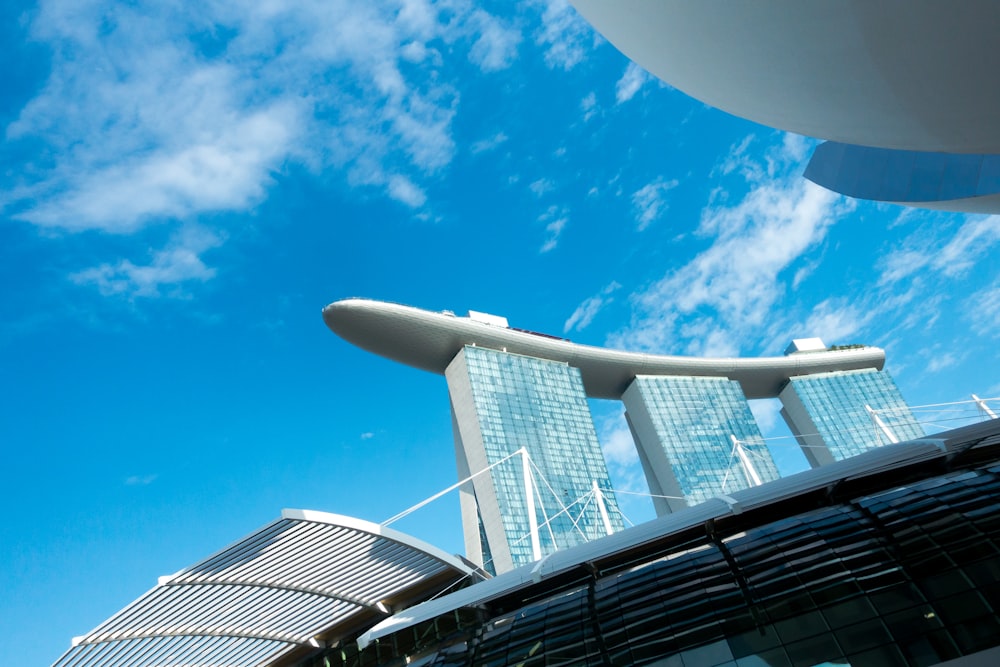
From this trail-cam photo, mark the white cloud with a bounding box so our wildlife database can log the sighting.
[878,248,931,286]
[791,255,822,289]
[538,205,568,253]
[631,178,679,231]
[779,133,811,164]
[387,174,427,208]
[535,0,592,71]
[934,215,1000,277]
[712,135,758,180]
[470,132,508,154]
[580,92,599,122]
[615,62,650,104]
[748,399,782,433]
[530,178,555,197]
[70,226,223,298]
[613,136,851,356]
[879,215,1000,287]
[967,284,1000,338]
[600,418,639,469]
[467,10,521,71]
[541,219,567,253]
[803,299,872,345]
[5,0,521,293]
[926,351,960,373]
[564,281,621,333]
[124,474,158,486]
[20,104,298,232]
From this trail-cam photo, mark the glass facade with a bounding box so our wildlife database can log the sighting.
[449,346,624,571]
[310,448,1000,667]
[781,369,925,465]
[624,376,780,513]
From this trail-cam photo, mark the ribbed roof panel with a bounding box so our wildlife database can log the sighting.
[52,511,477,667]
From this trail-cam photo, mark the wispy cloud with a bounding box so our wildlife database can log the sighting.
[599,415,639,469]
[613,134,851,356]
[967,283,1000,338]
[467,10,521,72]
[17,104,298,232]
[878,215,1000,286]
[580,92,599,122]
[387,175,428,208]
[534,0,593,71]
[712,135,759,181]
[933,215,1000,277]
[631,178,679,231]
[70,225,223,299]
[802,298,872,344]
[470,132,508,154]
[564,281,621,333]
[4,0,521,292]
[539,205,569,253]
[125,474,158,486]
[615,62,650,104]
[925,350,960,373]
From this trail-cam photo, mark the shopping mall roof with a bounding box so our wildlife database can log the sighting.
[360,418,1000,649]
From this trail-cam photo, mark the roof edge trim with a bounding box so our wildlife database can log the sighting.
[282,509,477,577]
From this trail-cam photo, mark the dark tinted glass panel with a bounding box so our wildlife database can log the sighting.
[833,618,891,653]
[783,633,842,667]
[845,643,908,667]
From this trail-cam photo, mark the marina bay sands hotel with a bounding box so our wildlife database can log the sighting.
[324,298,923,574]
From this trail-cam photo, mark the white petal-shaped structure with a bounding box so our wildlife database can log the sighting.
[51,510,481,667]
[570,1,1000,214]
[571,1,1000,154]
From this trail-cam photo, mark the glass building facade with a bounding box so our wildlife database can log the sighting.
[780,369,925,467]
[445,346,624,574]
[623,375,781,515]
[306,430,1000,667]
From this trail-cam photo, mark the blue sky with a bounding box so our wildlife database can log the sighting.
[2,1,998,664]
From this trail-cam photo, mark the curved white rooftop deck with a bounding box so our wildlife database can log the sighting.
[322,299,885,400]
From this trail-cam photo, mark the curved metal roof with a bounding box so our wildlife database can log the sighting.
[322,299,885,400]
[360,419,1000,648]
[52,510,480,667]
[569,2,1000,154]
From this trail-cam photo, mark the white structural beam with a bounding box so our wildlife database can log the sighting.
[973,394,998,420]
[866,404,900,445]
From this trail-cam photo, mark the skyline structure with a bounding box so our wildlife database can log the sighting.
[623,375,780,515]
[570,1,1000,214]
[446,344,623,573]
[324,298,924,566]
[781,368,926,467]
